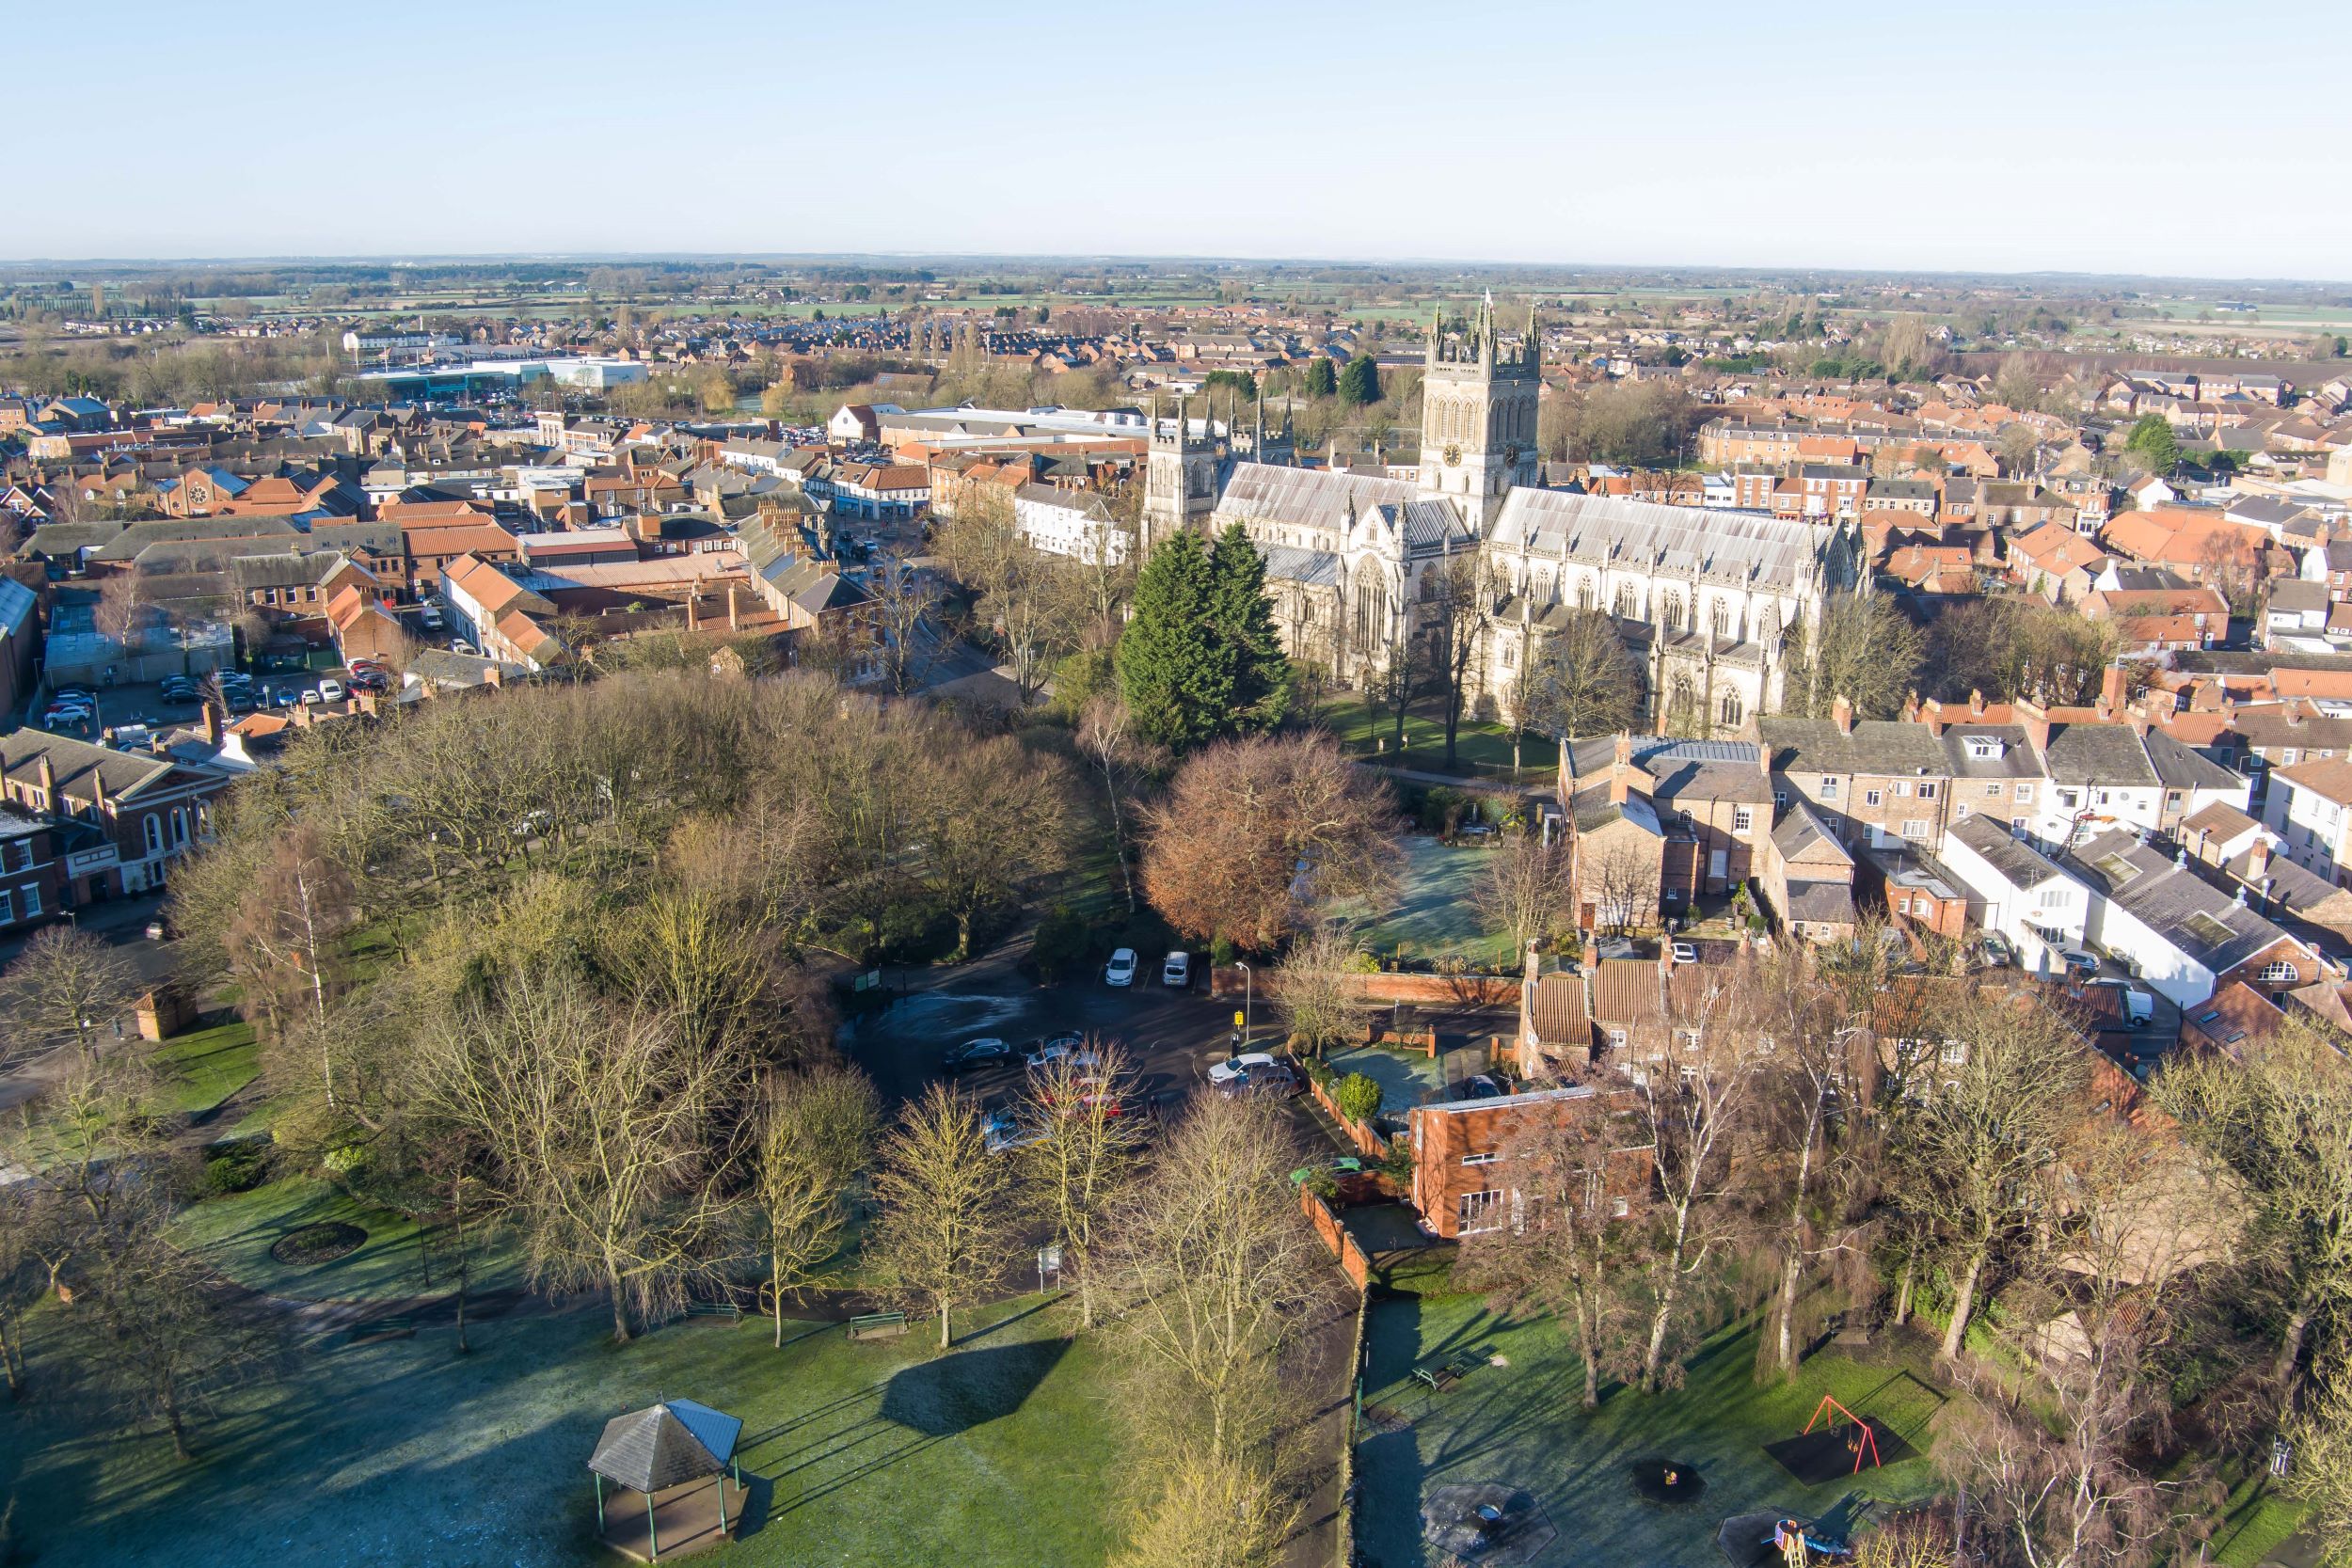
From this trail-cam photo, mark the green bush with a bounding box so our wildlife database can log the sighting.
[1300,1053,1336,1088]
[1333,1072,1383,1125]
[201,1141,270,1196]
[321,1144,370,1182]
[1210,935,1236,967]
[1030,904,1091,982]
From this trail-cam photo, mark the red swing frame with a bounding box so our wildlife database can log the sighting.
[1800,1393,1883,1474]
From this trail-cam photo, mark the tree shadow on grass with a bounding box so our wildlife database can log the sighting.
[878,1337,1071,1437]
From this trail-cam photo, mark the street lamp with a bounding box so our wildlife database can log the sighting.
[1234,961,1253,1051]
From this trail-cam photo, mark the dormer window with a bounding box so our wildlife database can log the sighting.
[1964,736,2003,761]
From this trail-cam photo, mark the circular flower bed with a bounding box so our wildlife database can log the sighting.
[270,1221,366,1266]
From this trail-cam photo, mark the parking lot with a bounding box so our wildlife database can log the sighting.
[838,947,1264,1125]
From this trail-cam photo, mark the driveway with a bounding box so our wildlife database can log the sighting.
[838,942,1243,1117]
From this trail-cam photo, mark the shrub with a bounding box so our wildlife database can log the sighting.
[1030,904,1091,982]
[321,1143,370,1182]
[1210,934,1237,967]
[202,1141,270,1195]
[1333,1071,1383,1125]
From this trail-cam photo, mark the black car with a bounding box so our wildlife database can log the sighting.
[941,1037,1012,1074]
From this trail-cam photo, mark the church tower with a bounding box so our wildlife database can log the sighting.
[1417,293,1541,531]
[1143,393,1218,551]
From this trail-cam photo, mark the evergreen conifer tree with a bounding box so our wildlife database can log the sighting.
[1208,525,1292,733]
[1117,531,1227,749]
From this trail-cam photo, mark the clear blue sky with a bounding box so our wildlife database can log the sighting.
[14,0,2349,279]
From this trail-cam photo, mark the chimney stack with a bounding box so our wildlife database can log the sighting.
[2248,833,2272,883]
[1968,688,1986,718]
[1610,731,1633,806]
[727,581,740,632]
[2017,696,2052,754]
[2100,663,2127,714]
[203,702,223,749]
[686,579,701,632]
[1833,694,1853,736]
[484,661,503,689]
[36,753,56,812]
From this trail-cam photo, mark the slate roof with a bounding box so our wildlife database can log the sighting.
[2067,829,2300,975]
[1,729,194,802]
[1772,799,1852,863]
[2141,727,2239,791]
[1214,462,1419,536]
[1489,486,1835,593]
[1784,881,1860,924]
[1261,546,1342,588]
[1947,812,2072,888]
[1757,717,1949,778]
[2042,723,2158,787]
[587,1403,727,1493]
[2181,800,2260,841]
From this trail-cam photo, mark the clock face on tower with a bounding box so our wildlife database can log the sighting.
[1443,444,1462,467]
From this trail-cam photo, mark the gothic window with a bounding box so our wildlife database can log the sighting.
[1721,692,1743,728]
[1660,591,1683,630]
[1577,577,1595,610]
[1613,581,1634,618]
[1710,597,1732,639]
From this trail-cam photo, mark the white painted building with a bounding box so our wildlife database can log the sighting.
[2263,757,2352,886]
[1938,814,2089,976]
[1011,483,1131,566]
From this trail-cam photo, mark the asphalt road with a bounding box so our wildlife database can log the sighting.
[838,943,1256,1119]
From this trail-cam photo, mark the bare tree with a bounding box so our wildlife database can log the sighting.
[1473,829,1575,956]
[869,1082,1020,1349]
[918,731,1075,960]
[1622,962,1769,1391]
[1519,607,1643,763]
[1019,1040,1145,1327]
[1265,922,1371,1056]
[1885,987,2091,1361]
[1095,1095,1341,1459]
[863,551,936,695]
[421,965,749,1343]
[2287,1354,2352,1561]
[1076,695,1161,916]
[225,819,356,1070]
[1454,1097,1656,1408]
[0,925,142,1064]
[752,1063,882,1345]
[1422,547,1495,768]
[1139,735,1395,951]
[2153,1019,2352,1402]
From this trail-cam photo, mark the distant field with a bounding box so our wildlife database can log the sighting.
[0,1292,1120,1568]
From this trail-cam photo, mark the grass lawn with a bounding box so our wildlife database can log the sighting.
[0,1293,1120,1568]
[1318,697,1556,783]
[2210,1467,2309,1568]
[1357,1283,1953,1568]
[166,1174,525,1305]
[150,1019,260,1116]
[1350,834,1517,972]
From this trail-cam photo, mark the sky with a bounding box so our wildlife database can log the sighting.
[11,0,2350,280]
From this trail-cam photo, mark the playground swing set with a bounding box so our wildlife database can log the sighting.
[1801,1393,1883,1475]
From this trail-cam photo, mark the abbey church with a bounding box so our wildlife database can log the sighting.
[1140,297,1864,738]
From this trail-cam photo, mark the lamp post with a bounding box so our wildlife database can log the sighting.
[1235,960,1253,1050]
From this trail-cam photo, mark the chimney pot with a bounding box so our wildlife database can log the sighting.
[1833,694,1853,735]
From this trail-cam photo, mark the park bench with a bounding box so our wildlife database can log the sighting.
[348,1315,415,1343]
[847,1310,910,1341]
[685,1300,742,1324]
[1411,1349,1484,1394]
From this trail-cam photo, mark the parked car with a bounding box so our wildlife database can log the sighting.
[1023,1032,1088,1072]
[1208,1052,1279,1087]
[1104,947,1138,987]
[42,705,91,728]
[1669,941,1699,965]
[144,919,168,941]
[1213,1059,1304,1100]
[160,678,199,703]
[316,679,345,703]
[2060,949,2101,978]
[982,1108,1048,1155]
[1455,1073,1509,1101]
[299,689,323,706]
[942,1037,1012,1074]
[419,602,445,630]
[1162,951,1191,988]
[1979,933,2015,969]
[2122,987,2154,1028]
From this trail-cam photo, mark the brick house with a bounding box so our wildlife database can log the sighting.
[1408,1084,1651,1240]
[0,730,231,907]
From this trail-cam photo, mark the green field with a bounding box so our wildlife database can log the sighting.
[165,1174,525,1305]
[1352,834,1518,972]
[1318,696,1557,782]
[150,1019,259,1116]
[1357,1286,1951,1568]
[0,1293,1120,1568]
